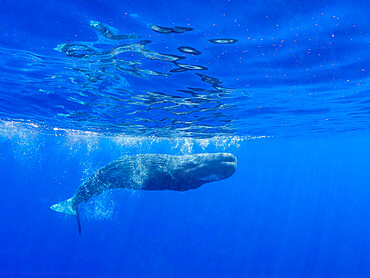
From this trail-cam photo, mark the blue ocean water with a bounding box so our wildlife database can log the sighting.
[0,0,369,277]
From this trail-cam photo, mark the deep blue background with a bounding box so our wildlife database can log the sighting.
[0,0,370,277]
[0,133,369,277]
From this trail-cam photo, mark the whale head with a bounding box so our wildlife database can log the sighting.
[177,153,237,187]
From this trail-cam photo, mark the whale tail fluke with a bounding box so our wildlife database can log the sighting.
[50,198,76,215]
[50,197,81,235]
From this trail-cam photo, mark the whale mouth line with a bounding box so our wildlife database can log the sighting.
[199,174,223,182]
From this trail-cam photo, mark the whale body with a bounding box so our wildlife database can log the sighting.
[50,153,237,234]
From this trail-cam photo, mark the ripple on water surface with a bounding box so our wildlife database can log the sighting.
[0,15,369,138]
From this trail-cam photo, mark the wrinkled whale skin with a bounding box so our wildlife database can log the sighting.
[74,153,236,204]
[50,153,237,234]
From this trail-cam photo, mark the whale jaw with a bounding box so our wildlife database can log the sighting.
[199,174,225,182]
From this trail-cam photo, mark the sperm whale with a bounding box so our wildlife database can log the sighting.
[50,153,237,234]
